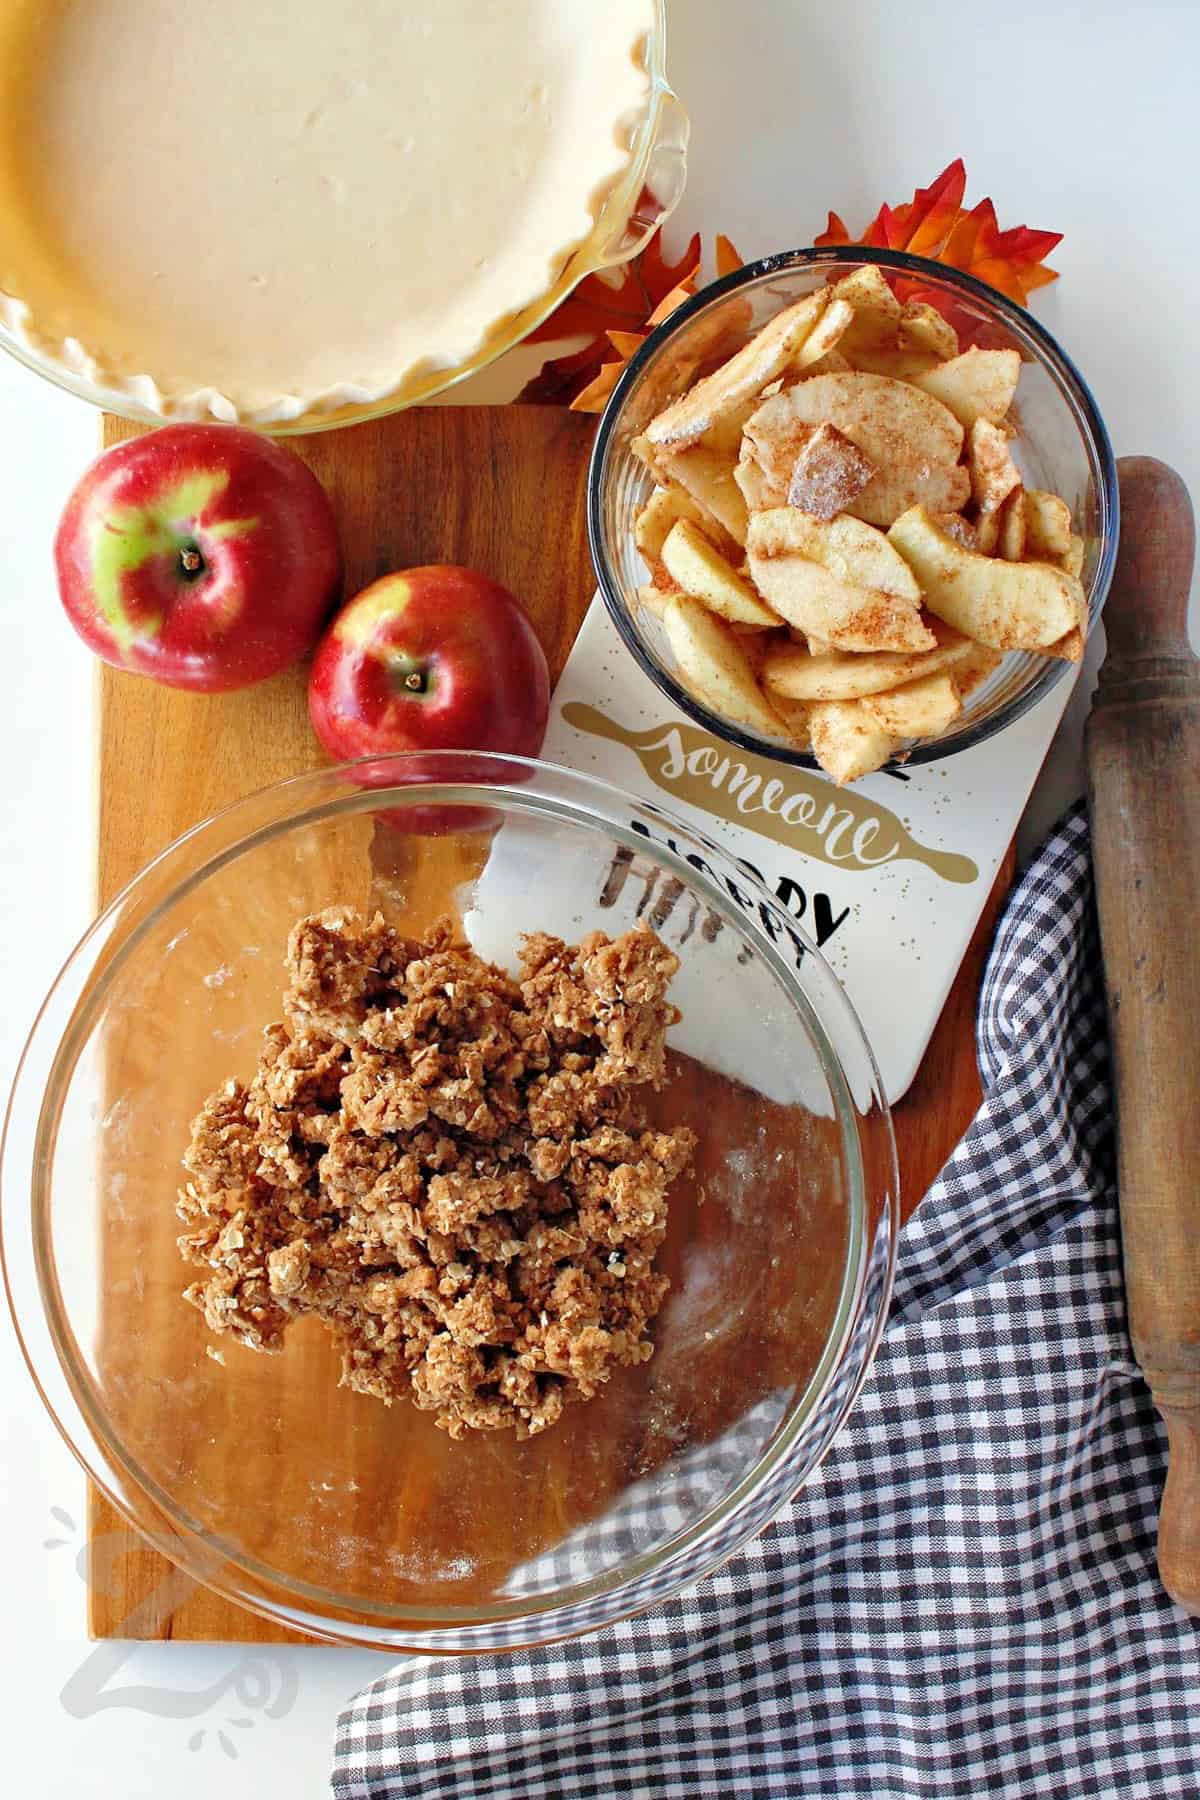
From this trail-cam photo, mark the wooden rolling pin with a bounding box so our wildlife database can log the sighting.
[1086,455,1200,1614]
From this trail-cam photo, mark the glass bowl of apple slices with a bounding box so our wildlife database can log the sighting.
[588,247,1119,785]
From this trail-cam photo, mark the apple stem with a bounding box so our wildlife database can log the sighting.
[178,544,206,580]
[403,670,425,692]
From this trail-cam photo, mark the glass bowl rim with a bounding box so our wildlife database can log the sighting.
[588,242,1120,771]
[2,752,899,1647]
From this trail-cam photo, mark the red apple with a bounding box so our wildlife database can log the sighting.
[54,423,340,691]
[308,566,550,834]
[309,567,549,761]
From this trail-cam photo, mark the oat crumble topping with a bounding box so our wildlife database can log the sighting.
[176,909,694,1439]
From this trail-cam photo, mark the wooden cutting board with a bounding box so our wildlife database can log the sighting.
[90,404,1014,1642]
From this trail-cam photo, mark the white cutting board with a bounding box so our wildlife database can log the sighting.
[472,596,1070,1103]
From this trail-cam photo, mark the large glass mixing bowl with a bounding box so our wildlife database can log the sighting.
[3,755,898,1650]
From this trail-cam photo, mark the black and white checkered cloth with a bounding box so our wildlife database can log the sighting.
[333,807,1200,1798]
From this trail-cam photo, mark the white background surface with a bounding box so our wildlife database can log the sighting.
[2,2,1197,1792]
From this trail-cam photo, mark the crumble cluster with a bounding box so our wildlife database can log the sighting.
[177,909,693,1438]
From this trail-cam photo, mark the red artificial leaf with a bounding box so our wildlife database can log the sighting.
[715,234,744,279]
[519,224,743,411]
[515,340,610,407]
[526,230,700,346]
[815,159,1061,308]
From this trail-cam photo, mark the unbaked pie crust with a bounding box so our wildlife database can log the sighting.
[0,0,654,423]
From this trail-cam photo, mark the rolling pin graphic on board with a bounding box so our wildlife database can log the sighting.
[1086,456,1200,1615]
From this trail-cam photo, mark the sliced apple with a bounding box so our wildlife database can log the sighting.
[911,347,1021,427]
[968,417,1022,512]
[701,399,761,454]
[633,437,726,547]
[844,346,942,380]
[1024,489,1074,559]
[654,442,750,547]
[809,700,900,784]
[950,644,1003,700]
[975,507,1001,556]
[996,485,1027,561]
[745,372,966,528]
[634,485,721,562]
[1045,626,1086,663]
[636,581,677,621]
[746,554,934,651]
[828,264,903,356]
[847,461,970,530]
[861,671,961,739]
[898,301,959,360]
[888,506,1083,649]
[733,441,782,515]
[831,264,904,320]
[794,296,857,367]
[754,508,922,599]
[786,423,876,518]
[748,370,964,468]
[661,595,785,737]
[930,511,980,551]
[643,290,831,449]
[796,349,853,378]
[762,623,972,700]
[747,509,934,653]
[660,519,779,628]
[770,696,812,751]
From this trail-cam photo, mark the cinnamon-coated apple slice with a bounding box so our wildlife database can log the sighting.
[769,695,813,750]
[860,670,962,738]
[1023,489,1074,559]
[996,485,1027,561]
[1044,626,1086,663]
[660,520,779,628]
[745,372,966,528]
[888,505,1083,649]
[785,424,876,518]
[842,346,943,380]
[808,699,900,784]
[732,441,780,515]
[762,621,971,701]
[898,301,960,360]
[754,507,923,598]
[643,289,833,450]
[748,508,935,653]
[828,264,903,357]
[951,644,1004,699]
[911,347,1021,427]
[660,594,785,738]
[634,484,724,562]
[646,442,750,547]
[968,417,1022,513]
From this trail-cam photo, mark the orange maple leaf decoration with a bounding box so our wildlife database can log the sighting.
[517,222,743,410]
[520,160,1061,408]
[815,157,1062,307]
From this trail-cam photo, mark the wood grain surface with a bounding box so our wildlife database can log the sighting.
[89,405,1013,1643]
[1086,456,1200,1614]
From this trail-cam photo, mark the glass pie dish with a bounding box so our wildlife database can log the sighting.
[0,0,688,434]
[588,246,1119,772]
[2,755,898,1651]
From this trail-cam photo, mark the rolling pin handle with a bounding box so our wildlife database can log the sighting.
[1158,1406,1200,1615]
[1096,457,1195,668]
[1087,454,1200,1620]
